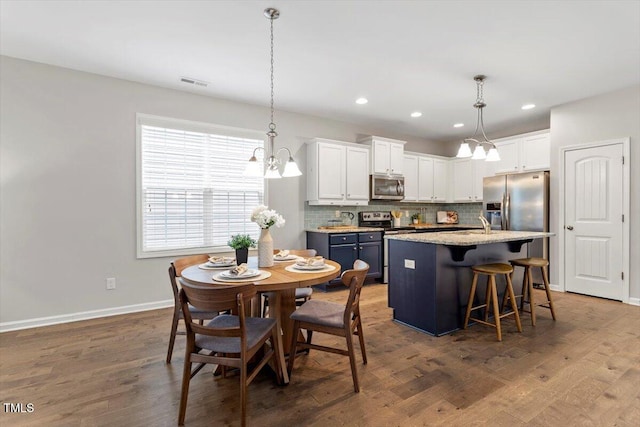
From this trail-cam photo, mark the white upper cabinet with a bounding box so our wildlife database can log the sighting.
[403,155,419,202]
[403,152,449,203]
[452,158,486,202]
[345,146,370,200]
[417,157,435,201]
[433,159,448,201]
[360,136,406,176]
[494,131,550,174]
[307,139,370,206]
[520,133,551,171]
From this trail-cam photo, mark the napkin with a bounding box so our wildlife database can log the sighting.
[274,250,290,259]
[209,256,234,264]
[229,263,248,276]
[295,256,325,267]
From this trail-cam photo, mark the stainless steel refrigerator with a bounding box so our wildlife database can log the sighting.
[483,171,550,284]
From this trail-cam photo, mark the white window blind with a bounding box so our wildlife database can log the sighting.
[137,115,264,258]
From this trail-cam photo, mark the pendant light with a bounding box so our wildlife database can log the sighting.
[244,8,302,179]
[456,75,500,162]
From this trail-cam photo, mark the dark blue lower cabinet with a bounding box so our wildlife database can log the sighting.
[359,241,382,279]
[330,244,358,277]
[306,231,383,289]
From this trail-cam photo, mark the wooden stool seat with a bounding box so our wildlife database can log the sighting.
[472,263,514,275]
[463,263,522,342]
[508,257,556,326]
[510,258,549,268]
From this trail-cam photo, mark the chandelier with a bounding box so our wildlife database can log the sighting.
[456,75,500,162]
[244,8,302,179]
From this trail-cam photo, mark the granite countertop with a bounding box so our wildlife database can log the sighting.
[412,223,483,229]
[385,230,554,246]
[307,226,384,233]
[307,224,483,233]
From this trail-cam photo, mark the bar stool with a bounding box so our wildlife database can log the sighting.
[463,263,522,341]
[509,258,556,326]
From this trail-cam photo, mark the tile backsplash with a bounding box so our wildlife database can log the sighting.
[305,202,483,229]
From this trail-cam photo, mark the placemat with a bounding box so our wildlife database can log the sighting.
[211,271,272,283]
[199,263,237,270]
[284,264,337,274]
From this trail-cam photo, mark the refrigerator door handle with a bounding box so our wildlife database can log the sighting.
[501,193,506,229]
[505,192,511,230]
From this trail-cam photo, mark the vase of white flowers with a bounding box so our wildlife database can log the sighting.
[251,205,285,267]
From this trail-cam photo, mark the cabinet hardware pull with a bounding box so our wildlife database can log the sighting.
[566,225,574,230]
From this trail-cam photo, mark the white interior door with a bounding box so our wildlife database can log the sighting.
[564,144,623,300]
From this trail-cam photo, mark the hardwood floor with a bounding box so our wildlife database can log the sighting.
[1,284,639,426]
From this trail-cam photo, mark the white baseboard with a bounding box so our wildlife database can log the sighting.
[0,300,174,333]
[628,297,640,306]
[549,283,563,292]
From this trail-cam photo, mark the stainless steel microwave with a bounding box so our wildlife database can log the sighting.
[370,175,405,200]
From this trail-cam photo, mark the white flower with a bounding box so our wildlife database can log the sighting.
[251,205,285,229]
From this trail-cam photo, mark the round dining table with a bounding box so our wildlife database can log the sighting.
[180,256,341,354]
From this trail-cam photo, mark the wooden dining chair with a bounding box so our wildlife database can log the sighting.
[178,280,288,427]
[166,254,220,363]
[287,259,370,392]
[262,249,317,317]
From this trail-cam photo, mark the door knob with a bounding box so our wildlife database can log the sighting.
[566,225,574,230]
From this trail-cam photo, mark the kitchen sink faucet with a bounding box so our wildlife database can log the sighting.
[478,214,491,234]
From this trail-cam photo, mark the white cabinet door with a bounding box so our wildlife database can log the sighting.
[317,143,345,200]
[372,140,390,174]
[521,133,550,171]
[452,158,474,201]
[418,157,434,201]
[494,139,520,174]
[433,159,448,201]
[345,146,370,201]
[403,155,418,202]
[389,143,404,175]
[472,160,485,201]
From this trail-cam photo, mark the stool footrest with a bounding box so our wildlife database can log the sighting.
[468,318,497,328]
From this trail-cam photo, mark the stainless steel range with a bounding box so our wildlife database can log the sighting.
[358,211,416,283]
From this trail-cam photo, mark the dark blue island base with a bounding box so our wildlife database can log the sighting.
[387,239,531,336]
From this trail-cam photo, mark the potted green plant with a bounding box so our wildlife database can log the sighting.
[411,213,420,224]
[227,234,256,264]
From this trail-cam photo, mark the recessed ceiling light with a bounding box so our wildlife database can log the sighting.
[521,104,536,110]
[453,123,464,128]
[355,97,368,105]
[410,112,422,118]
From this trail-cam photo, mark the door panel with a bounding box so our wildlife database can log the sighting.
[565,144,623,300]
[317,144,344,200]
[345,147,369,200]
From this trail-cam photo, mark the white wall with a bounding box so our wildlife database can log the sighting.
[549,84,640,300]
[0,56,446,326]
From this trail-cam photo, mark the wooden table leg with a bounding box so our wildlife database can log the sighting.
[270,288,296,354]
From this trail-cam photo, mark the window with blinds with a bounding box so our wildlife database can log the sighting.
[136,114,265,258]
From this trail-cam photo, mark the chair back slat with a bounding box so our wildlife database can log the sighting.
[179,280,256,338]
[173,254,210,277]
[169,254,210,302]
[342,260,369,322]
[180,279,255,312]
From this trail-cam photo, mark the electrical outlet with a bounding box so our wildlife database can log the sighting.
[106,278,116,290]
[404,259,415,269]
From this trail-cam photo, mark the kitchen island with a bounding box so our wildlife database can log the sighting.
[386,230,553,336]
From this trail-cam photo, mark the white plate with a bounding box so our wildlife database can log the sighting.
[218,269,261,279]
[274,255,298,261]
[293,264,326,271]
[205,261,236,268]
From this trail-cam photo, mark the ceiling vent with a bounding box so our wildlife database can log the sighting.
[180,77,209,87]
